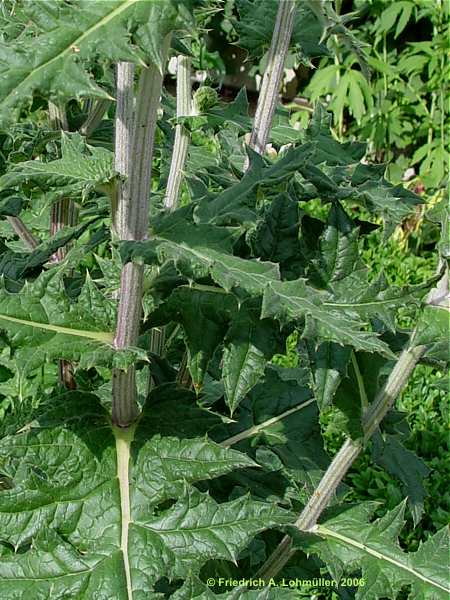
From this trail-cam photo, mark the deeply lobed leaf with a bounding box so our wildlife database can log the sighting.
[0,391,293,598]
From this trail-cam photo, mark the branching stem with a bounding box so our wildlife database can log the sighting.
[256,342,426,581]
[164,55,192,211]
[80,99,112,137]
[6,216,39,249]
[245,0,296,165]
[112,42,170,427]
[154,55,193,373]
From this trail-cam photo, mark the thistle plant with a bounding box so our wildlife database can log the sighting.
[0,1,447,599]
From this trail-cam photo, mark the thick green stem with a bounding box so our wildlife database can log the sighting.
[256,343,426,581]
[113,62,135,238]
[246,0,296,163]
[114,424,136,600]
[112,42,170,427]
[48,101,77,389]
[153,55,193,374]
[80,98,112,137]
[164,55,192,211]
[48,100,68,131]
[6,216,39,249]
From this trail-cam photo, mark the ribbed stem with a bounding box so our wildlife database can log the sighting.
[164,55,192,211]
[112,41,170,427]
[113,62,135,238]
[115,57,167,241]
[80,99,112,137]
[155,55,192,366]
[50,197,79,262]
[6,216,39,249]
[246,0,296,166]
[256,343,426,581]
[48,101,77,389]
[48,101,78,263]
[48,101,69,131]
[147,326,166,394]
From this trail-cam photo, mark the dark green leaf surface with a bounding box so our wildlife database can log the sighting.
[261,279,394,355]
[0,133,115,198]
[294,502,450,599]
[372,434,430,526]
[121,220,280,296]
[0,270,116,372]
[0,0,194,127]
[223,304,283,414]
[0,218,100,289]
[414,306,450,362]
[0,392,293,598]
[305,341,351,408]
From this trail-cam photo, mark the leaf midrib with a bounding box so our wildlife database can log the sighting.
[0,313,113,343]
[314,524,450,593]
[324,298,411,308]
[12,161,107,183]
[2,0,141,108]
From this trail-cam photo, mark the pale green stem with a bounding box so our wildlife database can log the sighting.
[112,39,171,427]
[6,216,39,249]
[80,99,112,137]
[246,0,296,165]
[220,398,315,448]
[114,425,136,600]
[154,55,193,373]
[164,55,192,210]
[256,342,426,581]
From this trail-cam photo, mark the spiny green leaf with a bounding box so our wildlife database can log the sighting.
[350,163,422,234]
[0,217,100,289]
[121,219,280,296]
[0,193,25,217]
[223,302,284,415]
[0,391,292,598]
[413,305,450,362]
[148,285,237,390]
[202,88,252,132]
[261,279,393,355]
[372,434,430,526]
[303,341,351,409]
[329,270,428,332]
[194,142,317,225]
[216,366,327,499]
[0,0,197,127]
[294,502,450,599]
[0,270,116,373]
[316,202,360,284]
[247,192,304,280]
[0,133,115,197]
